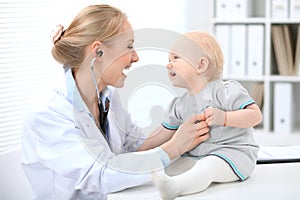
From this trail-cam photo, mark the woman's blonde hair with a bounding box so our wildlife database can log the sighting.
[185,32,224,79]
[52,4,127,67]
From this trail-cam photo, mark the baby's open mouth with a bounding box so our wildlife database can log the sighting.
[169,71,176,77]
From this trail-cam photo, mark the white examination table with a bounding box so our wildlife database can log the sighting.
[108,160,300,200]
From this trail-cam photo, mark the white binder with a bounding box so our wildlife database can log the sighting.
[274,83,295,133]
[216,0,231,18]
[234,0,252,18]
[290,0,300,18]
[215,25,231,77]
[230,25,246,77]
[247,25,264,77]
[216,0,252,18]
[272,0,289,18]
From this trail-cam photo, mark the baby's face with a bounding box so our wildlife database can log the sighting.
[166,51,198,89]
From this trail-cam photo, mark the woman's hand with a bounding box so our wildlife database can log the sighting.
[161,114,209,160]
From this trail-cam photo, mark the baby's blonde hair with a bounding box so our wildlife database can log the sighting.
[184,32,224,80]
[52,4,127,67]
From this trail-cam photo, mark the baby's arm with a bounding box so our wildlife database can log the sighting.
[204,104,262,128]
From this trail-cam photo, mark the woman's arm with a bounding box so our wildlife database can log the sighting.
[139,114,209,160]
[160,114,209,160]
[138,125,175,151]
[204,104,263,128]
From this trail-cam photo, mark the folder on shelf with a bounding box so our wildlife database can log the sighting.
[271,25,294,75]
[215,0,231,18]
[234,0,252,18]
[290,0,300,18]
[273,83,295,133]
[282,25,295,75]
[250,82,264,111]
[215,25,231,77]
[272,0,289,19]
[294,25,300,75]
[231,25,246,77]
[216,0,252,18]
[247,25,264,77]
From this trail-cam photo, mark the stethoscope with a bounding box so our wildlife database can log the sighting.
[90,50,104,109]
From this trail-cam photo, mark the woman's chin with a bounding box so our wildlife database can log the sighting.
[114,76,126,88]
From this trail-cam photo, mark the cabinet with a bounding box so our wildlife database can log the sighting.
[210,0,300,140]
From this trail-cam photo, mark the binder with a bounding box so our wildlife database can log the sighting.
[234,0,252,18]
[216,0,231,18]
[250,82,264,111]
[273,83,295,133]
[282,25,295,75]
[216,0,252,18]
[294,25,300,75]
[290,0,300,18]
[272,0,289,19]
[230,25,246,77]
[215,25,231,77]
[247,25,264,77]
[271,25,294,75]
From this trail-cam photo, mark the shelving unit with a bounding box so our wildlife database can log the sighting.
[210,0,300,142]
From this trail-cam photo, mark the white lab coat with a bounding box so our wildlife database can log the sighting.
[21,68,169,200]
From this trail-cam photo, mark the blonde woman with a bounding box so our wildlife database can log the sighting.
[21,5,209,200]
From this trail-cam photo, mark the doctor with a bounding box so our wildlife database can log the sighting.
[21,4,209,200]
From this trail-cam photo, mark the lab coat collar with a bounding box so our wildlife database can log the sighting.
[64,67,87,112]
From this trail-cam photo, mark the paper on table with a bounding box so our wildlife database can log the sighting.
[258,145,300,160]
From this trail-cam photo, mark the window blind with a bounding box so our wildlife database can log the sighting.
[0,0,106,155]
[0,0,64,154]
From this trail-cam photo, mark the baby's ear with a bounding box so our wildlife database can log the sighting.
[196,57,209,74]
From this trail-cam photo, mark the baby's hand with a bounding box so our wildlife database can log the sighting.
[194,113,206,123]
[204,107,226,126]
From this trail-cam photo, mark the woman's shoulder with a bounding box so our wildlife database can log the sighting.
[26,84,73,120]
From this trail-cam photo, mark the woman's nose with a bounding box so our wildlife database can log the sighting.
[131,50,139,63]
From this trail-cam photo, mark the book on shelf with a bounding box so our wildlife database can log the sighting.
[283,25,294,75]
[250,82,264,111]
[271,25,296,76]
[294,25,300,76]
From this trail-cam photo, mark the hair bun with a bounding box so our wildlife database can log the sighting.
[50,24,65,44]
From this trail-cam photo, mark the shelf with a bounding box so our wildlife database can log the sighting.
[270,19,300,24]
[212,18,266,24]
[223,76,264,82]
[269,76,300,82]
[211,0,300,137]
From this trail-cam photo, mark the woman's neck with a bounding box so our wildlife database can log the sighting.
[72,66,104,128]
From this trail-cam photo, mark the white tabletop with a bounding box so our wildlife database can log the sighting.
[108,162,300,200]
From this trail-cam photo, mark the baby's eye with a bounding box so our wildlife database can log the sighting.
[128,44,133,49]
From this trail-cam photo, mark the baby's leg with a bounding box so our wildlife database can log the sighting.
[152,156,239,200]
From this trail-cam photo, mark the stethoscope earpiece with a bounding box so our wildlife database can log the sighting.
[96,50,103,57]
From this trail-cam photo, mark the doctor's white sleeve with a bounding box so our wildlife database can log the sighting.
[22,103,169,196]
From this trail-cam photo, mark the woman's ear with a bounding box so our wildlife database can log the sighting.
[196,57,209,74]
[91,41,103,58]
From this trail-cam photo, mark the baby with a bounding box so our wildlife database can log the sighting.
[151,32,262,199]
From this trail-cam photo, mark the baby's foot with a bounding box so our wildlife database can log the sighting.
[151,170,179,200]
